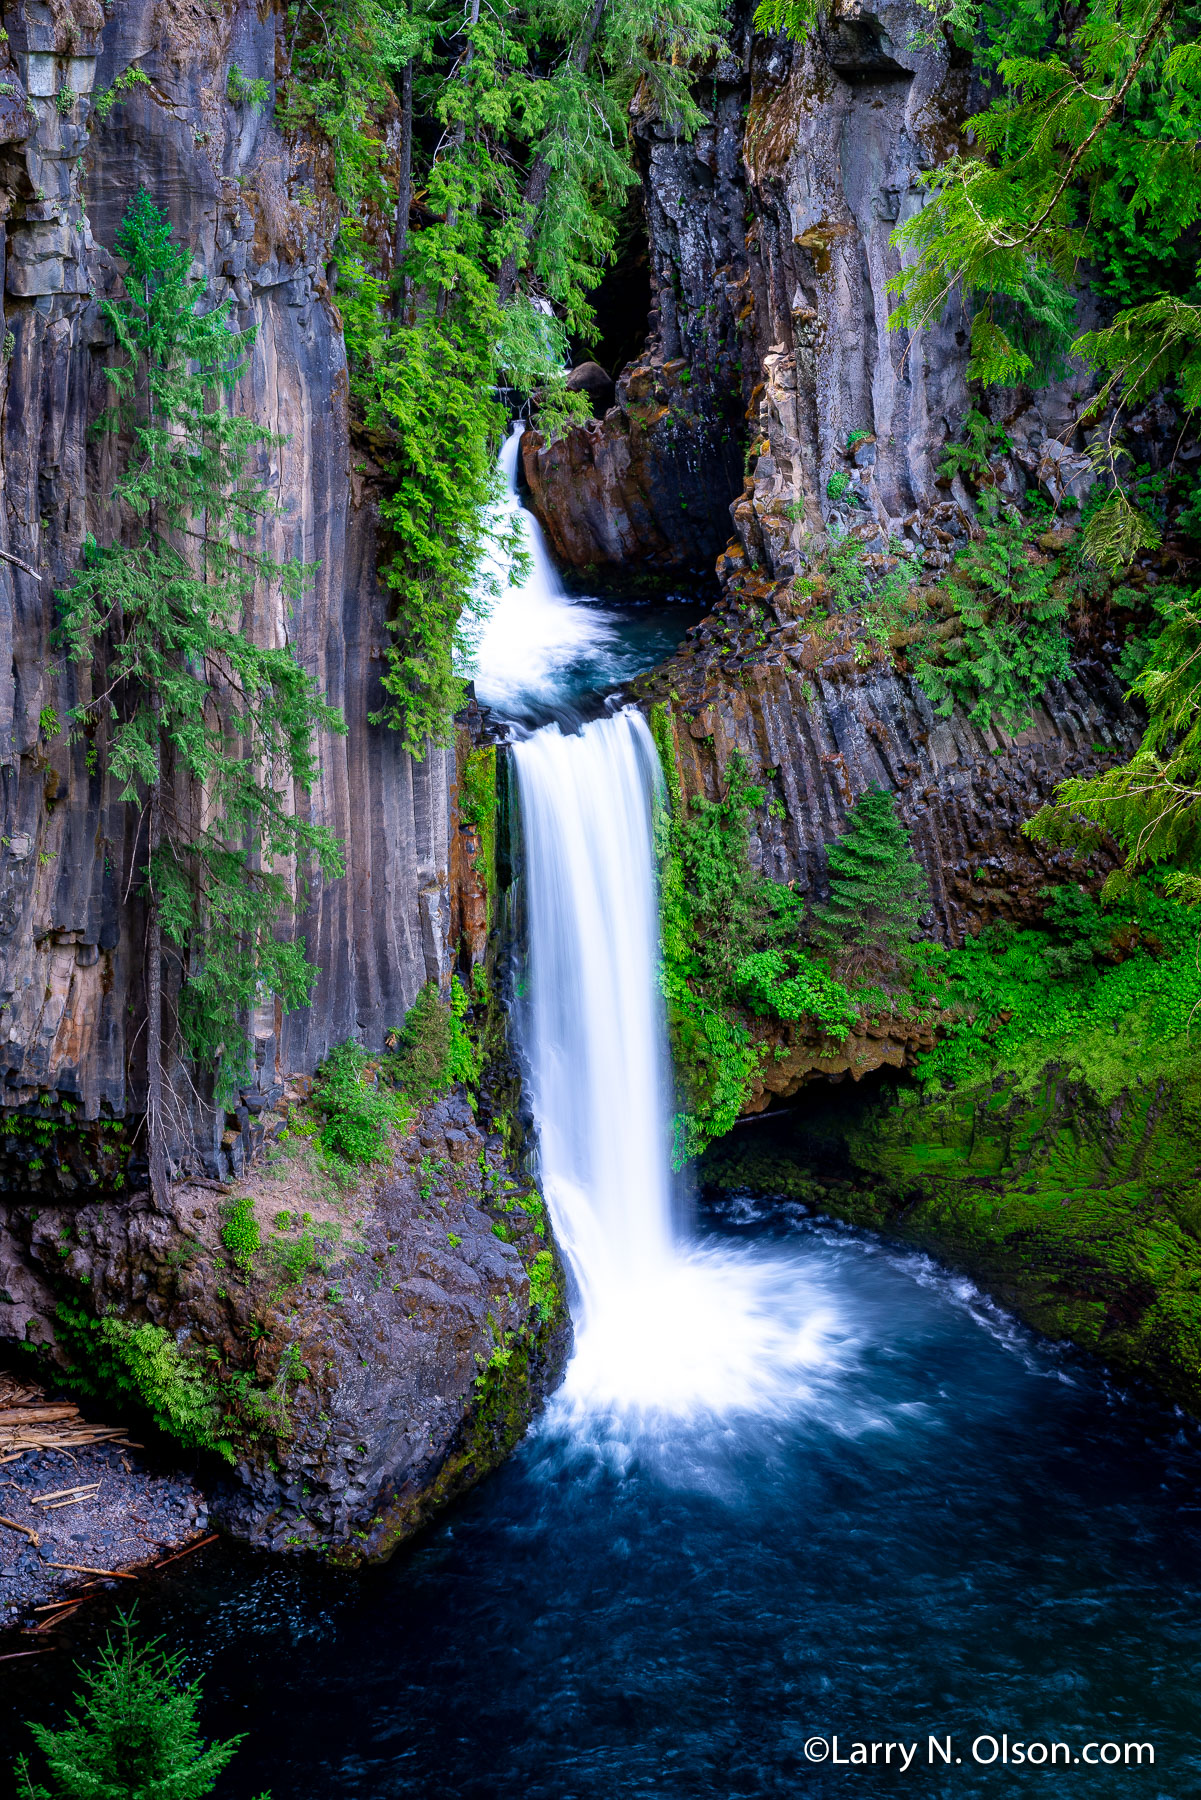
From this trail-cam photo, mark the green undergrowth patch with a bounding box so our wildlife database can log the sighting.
[458,744,498,927]
[50,1299,304,1462]
[649,707,939,1162]
[312,1039,412,1165]
[912,881,1201,1100]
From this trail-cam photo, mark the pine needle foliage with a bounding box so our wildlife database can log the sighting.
[15,1612,250,1800]
[889,0,1201,411]
[1027,584,1201,900]
[814,787,931,960]
[55,191,345,1128]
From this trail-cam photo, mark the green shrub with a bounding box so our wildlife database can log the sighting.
[227,64,270,109]
[91,66,150,124]
[914,516,1070,730]
[56,1301,227,1458]
[219,1196,260,1274]
[15,1612,250,1800]
[387,979,479,1104]
[312,1040,408,1165]
[735,948,858,1034]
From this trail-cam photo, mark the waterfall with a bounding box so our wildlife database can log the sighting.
[513,711,674,1316]
[469,424,617,722]
[513,709,839,1427]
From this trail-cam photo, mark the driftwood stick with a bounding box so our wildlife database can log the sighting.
[0,1513,38,1545]
[153,1532,218,1568]
[46,1561,138,1581]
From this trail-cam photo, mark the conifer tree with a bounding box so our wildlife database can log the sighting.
[56,191,345,1198]
[814,787,931,961]
[15,1613,255,1800]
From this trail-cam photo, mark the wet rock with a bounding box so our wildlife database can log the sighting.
[565,360,616,414]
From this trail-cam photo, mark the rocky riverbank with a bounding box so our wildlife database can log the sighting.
[2,1085,569,1566]
[0,1372,210,1626]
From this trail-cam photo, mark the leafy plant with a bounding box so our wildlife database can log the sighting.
[14,1613,255,1800]
[735,948,858,1033]
[826,470,853,503]
[915,516,1069,729]
[55,1301,227,1458]
[751,0,819,37]
[91,67,151,124]
[311,1040,408,1166]
[911,881,1201,1102]
[386,978,479,1104]
[220,1195,260,1274]
[937,407,1012,483]
[227,65,270,109]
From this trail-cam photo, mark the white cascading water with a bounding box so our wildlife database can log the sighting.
[512,710,840,1429]
[468,424,617,719]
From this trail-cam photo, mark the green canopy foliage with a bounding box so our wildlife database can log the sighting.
[277,0,725,748]
[1027,583,1201,900]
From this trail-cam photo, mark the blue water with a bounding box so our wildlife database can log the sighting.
[15,1192,1196,1799]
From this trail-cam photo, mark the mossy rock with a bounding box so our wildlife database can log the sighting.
[703,1061,1201,1415]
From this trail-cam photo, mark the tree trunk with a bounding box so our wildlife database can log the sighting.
[496,0,608,305]
[145,766,169,1210]
[394,58,414,321]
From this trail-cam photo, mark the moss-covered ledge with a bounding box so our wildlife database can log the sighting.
[702,1062,1201,1415]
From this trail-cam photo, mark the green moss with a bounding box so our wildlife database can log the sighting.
[716,1060,1201,1415]
[458,744,498,927]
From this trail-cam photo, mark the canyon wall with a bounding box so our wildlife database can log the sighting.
[0,0,554,1563]
[0,0,454,1179]
[526,0,1101,583]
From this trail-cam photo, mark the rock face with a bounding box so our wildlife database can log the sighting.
[640,629,1139,949]
[0,0,453,1172]
[526,0,1108,583]
[2,1092,569,1561]
[0,0,570,1562]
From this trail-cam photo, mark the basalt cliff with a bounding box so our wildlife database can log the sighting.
[0,0,565,1564]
